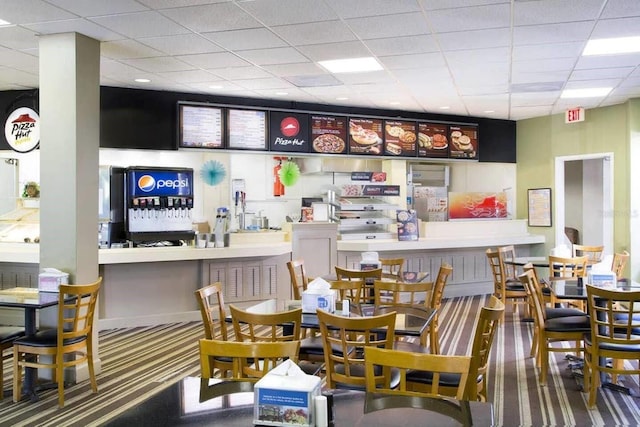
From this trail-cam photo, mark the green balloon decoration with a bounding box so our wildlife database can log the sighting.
[278,160,300,187]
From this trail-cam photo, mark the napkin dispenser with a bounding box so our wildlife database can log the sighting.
[301,278,335,314]
[360,251,381,270]
[254,359,322,427]
[38,268,69,293]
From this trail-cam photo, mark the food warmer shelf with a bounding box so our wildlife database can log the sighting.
[335,197,398,211]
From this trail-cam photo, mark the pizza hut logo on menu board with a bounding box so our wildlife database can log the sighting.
[280,116,299,137]
[269,111,309,153]
[4,107,40,153]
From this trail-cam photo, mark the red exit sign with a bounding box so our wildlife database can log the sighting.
[565,107,585,123]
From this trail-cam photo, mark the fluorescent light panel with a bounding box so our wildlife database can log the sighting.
[318,57,383,73]
[560,87,612,98]
[0,19,11,26]
[583,36,640,56]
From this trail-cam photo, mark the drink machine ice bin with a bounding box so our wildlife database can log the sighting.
[125,167,196,245]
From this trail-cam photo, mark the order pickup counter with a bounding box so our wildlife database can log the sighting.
[337,219,545,298]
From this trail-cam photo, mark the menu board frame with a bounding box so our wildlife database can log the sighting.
[309,114,348,155]
[348,117,384,156]
[383,120,417,157]
[527,188,552,227]
[177,102,225,149]
[269,111,310,153]
[227,107,268,151]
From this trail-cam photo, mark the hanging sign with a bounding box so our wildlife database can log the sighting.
[565,107,585,124]
[4,107,40,152]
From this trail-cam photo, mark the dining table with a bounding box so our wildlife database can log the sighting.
[0,287,74,401]
[103,376,494,426]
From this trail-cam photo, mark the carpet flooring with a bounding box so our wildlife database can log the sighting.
[0,295,638,426]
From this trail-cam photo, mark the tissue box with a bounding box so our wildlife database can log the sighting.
[254,360,322,427]
[302,290,335,314]
[38,269,69,292]
[588,271,617,288]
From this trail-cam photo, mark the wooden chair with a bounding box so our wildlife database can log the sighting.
[584,285,640,408]
[287,259,308,300]
[194,283,233,377]
[199,339,300,380]
[330,279,366,306]
[428,264,453,354]
[497,245,519,282]
[548,255,588,310]
[0,327,26,397]
[572,244,604,263]
[13,278,102,407]
[230,305,301,343]
[486,248,527,320]
[518,270,590,385]
[405,296,505,402]
[521,263,586,359]
[611,250,630,279]
[335,266,383,304]
[364,346,471,399]
[317,309,396,390]
[379,258,404,280]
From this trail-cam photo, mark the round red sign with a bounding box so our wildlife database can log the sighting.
[280,117,299,137]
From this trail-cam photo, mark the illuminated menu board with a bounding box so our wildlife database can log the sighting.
[178,103,223,148]
[384,120,417,157]
[227,109,267,150]
[310,115,348,154]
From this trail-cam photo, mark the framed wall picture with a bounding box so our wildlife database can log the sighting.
[527,188,552,227]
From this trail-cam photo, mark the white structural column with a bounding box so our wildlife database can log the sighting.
[38,33,101,380]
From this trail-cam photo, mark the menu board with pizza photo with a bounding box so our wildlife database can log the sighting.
[348,118,383,155]
[269,111,310,153]
[310,115,348,154]
[417,122,449,158]
[449,125,478,159]
[384,120,417,157]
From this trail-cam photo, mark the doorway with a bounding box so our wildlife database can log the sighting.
[554,153,614,255]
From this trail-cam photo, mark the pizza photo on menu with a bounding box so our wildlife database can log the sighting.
[348,118,383,155]
[310,115,348,154]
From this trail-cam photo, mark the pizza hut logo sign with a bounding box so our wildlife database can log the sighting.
[280,117,299,137]
[4,107,40,153]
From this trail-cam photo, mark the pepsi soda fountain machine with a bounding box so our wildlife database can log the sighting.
[125,167,195,245]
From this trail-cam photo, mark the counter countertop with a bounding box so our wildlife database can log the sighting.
[0,241,293,265]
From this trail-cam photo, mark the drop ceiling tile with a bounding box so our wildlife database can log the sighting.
[0,26,40,50]
[419,0,510,10]
[101,39,165,60]
[512,57,576,74]
[138,0,229,8]
[600,96,633,107]
[0,0,76,24]
[237,47,309,66]
[379,52,446,70]
[512,42,584,61]
[427,4,511,33]
[438,28,510,51]
[444,47,510,64]
[563,79,623,90]
[335,71,396,85]
[509,105,553,120]
[393,67,452,83]
[284,74,343,87]
[188,81,247,92]
[591,16,640,38]
[325,0,421,18]
[458,84,509,96]
[451,65,510,86]
[513,22,594,45]
[611,85,640,97]
[511,92,561,107]
[90,11,191,38]
[296,41,371,62]
[101,58,152,78]
[346,13,430,40]
[513,0,603,25]
[575,53,640,69]
[570,67,635,81]
[233,77,294,90]
[253,88,318,101]
[159,3,260,32]
[210,66,273,80]
[263,62,325,77]
[511,70,571,84]
[601,0,640,19]
[239,0,337,25]
[138,34,225,55]
[272,21,357,46]
[177,52,251,69]
[364,35,439,56]
[23,19,125,41]
[0,67,38,86]
[156,69,221,83]
[46,0,149,16]
[203,28,287,51]
[0,47,38,70]
[121,56,195,73]
[619,76,640,87]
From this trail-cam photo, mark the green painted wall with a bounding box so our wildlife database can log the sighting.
[516,101,632,263]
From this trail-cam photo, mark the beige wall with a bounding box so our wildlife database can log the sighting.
[517,99,636,277]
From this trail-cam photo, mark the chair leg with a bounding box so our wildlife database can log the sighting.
[539,345,548,385]
[57,354,65,408]
[588,359,600,408]
[87,342,98,393]
[429,324,440,355]
[530,325,538,358]
[12,347,21,403]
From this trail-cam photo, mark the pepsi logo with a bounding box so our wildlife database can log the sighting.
[280,117,299,137]
[138,175,156,192]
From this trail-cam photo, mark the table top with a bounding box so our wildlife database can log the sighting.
[549,279,640,300]
[239,299,436,338]
[104,377,494,427]
[0,287,62,309]
[504,256,549,267]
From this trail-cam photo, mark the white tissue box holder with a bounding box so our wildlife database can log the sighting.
[588,271,617,289]
[301,290,335,314]
[38,270,69,292]
[254,362,322,427]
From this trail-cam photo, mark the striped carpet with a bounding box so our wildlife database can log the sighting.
[0,295,639,426]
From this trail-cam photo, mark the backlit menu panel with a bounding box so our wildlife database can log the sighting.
[310,115,348,154]
[178,103,223,148]
[227,109,267,150]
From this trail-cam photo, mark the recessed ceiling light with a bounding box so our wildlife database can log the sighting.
[583,36,640,56]
[275,91,288,96]
[561,87,612,98]
[439,106,450,110]
[209,85,223,89]
[318,57,383,74]
[389,101,401,106]
[336,97,349,101]
[134,78,150,83]
[484,110,495,113]
[0,19,11,26]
